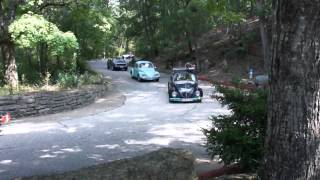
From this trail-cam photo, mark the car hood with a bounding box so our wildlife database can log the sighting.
[174,81,196,89]
[114,62,127,65]
[139,69,157,76]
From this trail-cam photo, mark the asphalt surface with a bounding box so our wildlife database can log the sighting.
[0,60,229,180]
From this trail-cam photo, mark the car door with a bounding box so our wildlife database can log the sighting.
[168,74,173,92]
[133,63,138,78]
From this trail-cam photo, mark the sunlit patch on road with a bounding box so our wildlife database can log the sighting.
[64,127,77,133]
[88,154,104,161]
[95,144,120,149]
[61,147,82,153]
[52,151,64,154]
[1,122,57,135]
[124,120,211,147]
[0,169,7,173]
[0,160,13,165]
[125,138,175,146]
[40,154,58,159]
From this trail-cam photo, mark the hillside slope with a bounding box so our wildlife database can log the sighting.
[155,19,265,82]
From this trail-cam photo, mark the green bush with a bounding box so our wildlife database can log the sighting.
[203,86,267,172]
[80,71,104,85]
[57,72,80,88]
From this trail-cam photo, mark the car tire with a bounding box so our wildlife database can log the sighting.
[155,78,159,82]
[138,75,142,82]
[199,88,204,97]
[124,68,128,71]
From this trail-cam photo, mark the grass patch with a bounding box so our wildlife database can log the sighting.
[0,72,107,96]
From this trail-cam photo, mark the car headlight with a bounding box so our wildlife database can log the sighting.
[139,73,146,77]
[172,91,178,97]
[195,90,201,97]
[155,72,160,77]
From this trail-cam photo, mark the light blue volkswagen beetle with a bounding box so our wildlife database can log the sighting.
[130,60,160,82]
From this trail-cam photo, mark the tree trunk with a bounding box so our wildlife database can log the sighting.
[39,43,48,76]
[1,42,18,89]
[263,0,320,179]
[0,1,19,88]
[256,0,270,73]
[27,48,33,68]
[185,31,193,55]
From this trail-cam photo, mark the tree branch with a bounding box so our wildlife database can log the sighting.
[37,0,71,12]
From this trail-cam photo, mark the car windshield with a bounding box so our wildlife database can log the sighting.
[139,62,154,68]
[174,72,196,82]
[114,59,125,63]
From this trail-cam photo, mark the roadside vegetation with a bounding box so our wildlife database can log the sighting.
[0,1,116,94]
[204,84,267,175]
[0,0,271,93]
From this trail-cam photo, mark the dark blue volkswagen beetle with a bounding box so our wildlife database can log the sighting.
[168,67,203,103]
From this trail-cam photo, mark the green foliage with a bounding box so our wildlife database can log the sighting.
[57,71,104,88]
[204,86,267,171]
[207,0,246,25]
[9,13,78,53]
[231,76,242,86]
[119,0,212,58]
[57,72,80,88]
[58,1,115,59]
[80,71,104,85]
[47,31,78,56]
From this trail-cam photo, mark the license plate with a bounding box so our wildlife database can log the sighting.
[181,98,192,102]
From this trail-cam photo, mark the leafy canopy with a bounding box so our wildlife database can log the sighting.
[9,13,78,55]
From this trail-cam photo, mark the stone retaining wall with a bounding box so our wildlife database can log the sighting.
[0,84,109,118]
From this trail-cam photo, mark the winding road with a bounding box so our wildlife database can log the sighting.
[0,60,228,180]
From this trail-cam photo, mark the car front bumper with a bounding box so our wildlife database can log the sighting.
[140,76,160,80]
[169,97,202,102]
[114,65,127,69]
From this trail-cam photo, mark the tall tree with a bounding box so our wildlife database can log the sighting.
[256,0,271,72]
[263,0,320,179]
[0,0,20,89]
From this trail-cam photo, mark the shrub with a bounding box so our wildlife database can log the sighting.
[203,86,267,172]
[57,72,80,88]
[80,71,104,85]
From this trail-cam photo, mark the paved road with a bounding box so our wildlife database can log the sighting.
[0,60,228,180]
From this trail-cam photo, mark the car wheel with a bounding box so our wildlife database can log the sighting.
[124,68,128,71]
[199,88,204,97]
[155,78,159,82]
[138,75,142,82]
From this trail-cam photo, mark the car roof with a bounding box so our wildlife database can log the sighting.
[172,68,196,74]
[113,58,125,61]
[123,54,134,57]
[136,60,152,64]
